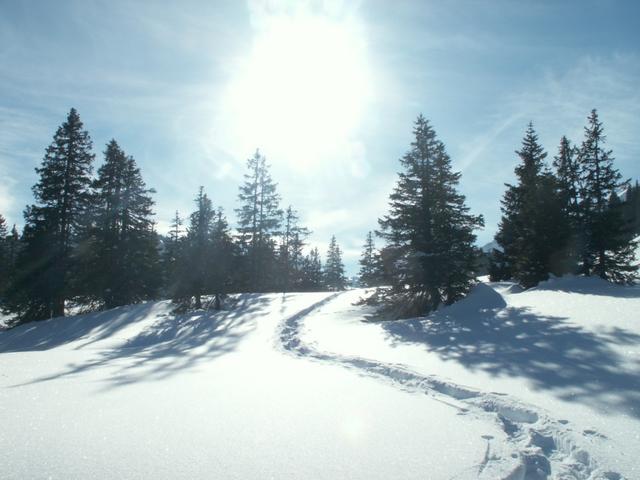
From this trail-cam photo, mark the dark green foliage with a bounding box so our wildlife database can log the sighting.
[622,181,640,235]
[162,210,184,295]
[209,207,236,309]
[0,215,8,296]
[324,235,346,291]
[173,188,235,309]
[577,110,637,283]
[493,123,570,288]
[300,247,323,291]
[84,140,160,308]
[358,231,384,287]
[277,206,310,292]
[552,136,583,273]
[3,108,94,323]
[174,187,215,308]
[236,150,283,292]
[378,115,483,314]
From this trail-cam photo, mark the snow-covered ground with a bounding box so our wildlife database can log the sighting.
[1,277,638,479]
[302,278,639,479]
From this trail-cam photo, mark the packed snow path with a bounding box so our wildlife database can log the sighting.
[277,285,634,480]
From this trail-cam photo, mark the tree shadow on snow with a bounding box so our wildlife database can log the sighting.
[0,301,164,352]
[5,294,271,389]
[382,283,640,417]
[529,276,640,298]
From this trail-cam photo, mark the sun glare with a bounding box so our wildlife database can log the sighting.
[223,13,372,169]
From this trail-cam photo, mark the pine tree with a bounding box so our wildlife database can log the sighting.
[236,150,283,291]
[358,231,383,287]
[577,110,637,282]
[209,207,236,309]
[6,224,20,273]
[300,247,323,291]
[175,187,216,308]
[278,206,310,292]
[86,140,160,308]
[4,108,94,323]
[324,235,346,291]
[552,136,582,273]
[494,123,569,288]
[378,115,483,315]
[622,181,640,234]
[162,210,184,296]
[0,214,8,296]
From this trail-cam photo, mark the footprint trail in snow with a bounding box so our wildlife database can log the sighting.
[276,292,625,480]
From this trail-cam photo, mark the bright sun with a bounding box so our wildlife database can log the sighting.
[223,12,372,169]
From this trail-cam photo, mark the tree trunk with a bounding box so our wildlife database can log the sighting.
[52,297,65,318]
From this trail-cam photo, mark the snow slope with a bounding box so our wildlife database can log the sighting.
[302,279,639,479]
[1,292,501,480]
[1,278,636,479]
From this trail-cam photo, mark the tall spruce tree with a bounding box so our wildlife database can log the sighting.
[4,108,94,323]
[162,210,184,296]
[622,181,640,234]
[278,206,310,292]
[174,187,216,308]
[358,231,383,287]
[236,150,283,291]
[3,224,21,289]
[300,247,323,291]
[324,235,347,291]
[86,140,160,308]
[493,123,569,288]
[552,135,582,273]
[209,207,236,309]
[0,214,8,296]
[577,109,637,282]
[378,115,483,315]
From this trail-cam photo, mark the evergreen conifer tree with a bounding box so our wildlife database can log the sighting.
[324,235,346,291]
[494,123,569,288]
[358,231,383,287]
[622,181,640,234]
[278,206,310,292]
[236,150,283,291]
[162,210,184,296]
[552,135,582,273]
[209,207,236,309]
[0,215,8,296]
[175,187,216,308]
[86,140,160,308]
[300,247,323,291]
[577,110,637,282]
[4,108,94,323]
[378,115,483,314]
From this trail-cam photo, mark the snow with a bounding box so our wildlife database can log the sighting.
[302,280,639,479]
[1,277,638,479]
[1,293,497,480]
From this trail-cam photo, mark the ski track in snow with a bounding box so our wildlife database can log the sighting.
[276,292,625,480]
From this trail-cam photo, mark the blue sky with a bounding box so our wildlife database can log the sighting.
[1,0,639,274]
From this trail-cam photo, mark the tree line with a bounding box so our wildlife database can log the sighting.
[0,109,347,326]
[355,110,637,317]
[0,108,637,325]
[490,110,638,287]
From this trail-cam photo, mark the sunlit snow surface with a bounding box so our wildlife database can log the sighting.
[1,278,638,479]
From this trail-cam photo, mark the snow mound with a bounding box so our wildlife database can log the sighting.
[279,290,629,480]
